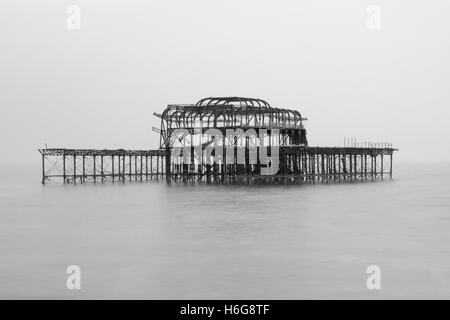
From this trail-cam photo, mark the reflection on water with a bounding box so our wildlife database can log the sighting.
[1,163,450,299]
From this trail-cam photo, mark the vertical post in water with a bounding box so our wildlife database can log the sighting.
[122,155,126,183]
[101,155,104,182]
[93,155,96,183]
[82,155,85,183]
[73,155,77,184]
[145,155,148,180]
[118,155,122,182]
[349,153,352,181]
[390,152,393,179]
[41,153,45,184]
[371,155,374,180]
[338,150,341,182]
[112,155,115,182]
[129,155,132,181]
[150,156,153,179]
[166,151,171,183]
[364,153,367,180]
[134,156,138,181]
[63,152,66,183]
[374,154,377,180]
[321,153,324,182]
[360,154,363,182]
[156,155,159,181]
[118,155,121,182]
[139,155,142,181]
[166,146,171,183]
[119,155,122,182]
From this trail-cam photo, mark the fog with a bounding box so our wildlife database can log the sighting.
[1,0,449,163]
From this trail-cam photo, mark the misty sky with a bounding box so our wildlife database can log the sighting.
[1,0,450,163]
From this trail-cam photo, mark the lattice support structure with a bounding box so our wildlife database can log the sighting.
[165,146,395,184]
[39,147,395,185]
[39,149,166,184]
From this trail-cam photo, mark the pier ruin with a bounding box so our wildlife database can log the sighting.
[39,97,397,184]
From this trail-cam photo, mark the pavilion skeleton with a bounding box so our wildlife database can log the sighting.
[39,97,396,184]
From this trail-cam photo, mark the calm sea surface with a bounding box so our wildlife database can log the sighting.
[1,163,450,299]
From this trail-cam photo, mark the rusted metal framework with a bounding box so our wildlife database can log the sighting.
[39,97,397,184]
[39,149,165,184]
[161,146,395,184]
[39,146,395,184]
[155,97,308,149]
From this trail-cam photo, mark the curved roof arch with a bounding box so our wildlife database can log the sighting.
[161,97,307,130]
